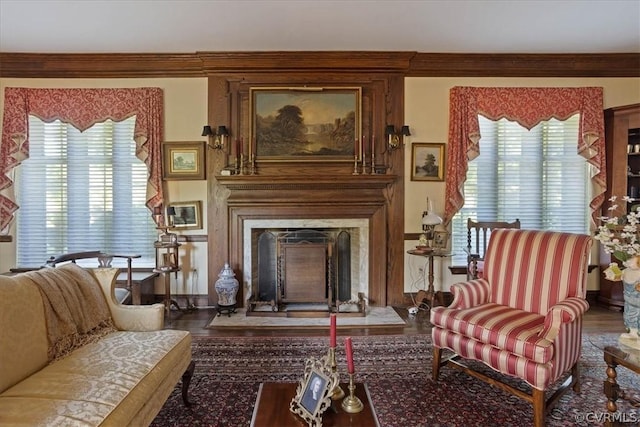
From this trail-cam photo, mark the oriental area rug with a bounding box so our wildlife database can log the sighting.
[151,334,640,427]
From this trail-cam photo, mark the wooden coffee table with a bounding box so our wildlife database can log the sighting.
[250,382,379,427]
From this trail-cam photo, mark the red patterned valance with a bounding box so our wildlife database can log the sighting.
[444,86,605,228]
[0,87,164,231]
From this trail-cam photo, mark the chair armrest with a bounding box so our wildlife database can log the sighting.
[91,268,165,331]
[448,279,491,309]
[538,297,590,341]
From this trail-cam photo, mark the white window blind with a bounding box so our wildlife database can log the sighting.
[451,114,589,265]
[16,116,157,267]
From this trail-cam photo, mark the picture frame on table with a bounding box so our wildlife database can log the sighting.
[249,87,361,162]
[162,141,206,180]
[290,356,338,426]
[433,231,450,250]
[168,200,202,230]
[411,142,446,181]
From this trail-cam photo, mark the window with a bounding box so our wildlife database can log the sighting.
[451,114,589,265]
[16,116,157,267]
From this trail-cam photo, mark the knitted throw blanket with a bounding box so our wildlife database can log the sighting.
[22,263,117,362]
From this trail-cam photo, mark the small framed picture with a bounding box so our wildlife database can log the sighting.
[290,357,337,426]
[411,142,446,181]
[299,370,330,416]
[169,201,202,230]
[434,231,449,250]
[162,141,206,180]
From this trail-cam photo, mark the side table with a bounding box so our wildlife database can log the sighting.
[407,249,452,309]
[591,337,640,426]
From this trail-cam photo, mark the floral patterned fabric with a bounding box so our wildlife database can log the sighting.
[0,266,191,426]
[444,86,605,228]
[0,87,165,231]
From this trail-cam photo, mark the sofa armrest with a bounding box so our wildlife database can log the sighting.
[91,268,165,331]
[448,279,491,309]
[538,297,590,342]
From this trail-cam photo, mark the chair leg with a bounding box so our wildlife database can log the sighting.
[432,346,442,381]
[572,362,581,393]
[532,388,545,427]
[181,360,196,406]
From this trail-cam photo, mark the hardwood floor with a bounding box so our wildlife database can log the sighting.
[164,303,625,337]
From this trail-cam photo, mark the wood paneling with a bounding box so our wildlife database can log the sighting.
[1,52,638,78]
[206,72,405,308]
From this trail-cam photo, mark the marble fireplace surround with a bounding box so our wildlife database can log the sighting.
[215,175,395,308]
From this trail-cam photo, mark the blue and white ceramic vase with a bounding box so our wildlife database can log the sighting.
[620,280,640,350]
[214,263,239,307]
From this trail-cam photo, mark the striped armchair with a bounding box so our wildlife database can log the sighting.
[430,229,592,427]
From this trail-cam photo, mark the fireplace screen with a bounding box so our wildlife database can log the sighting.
[249,229,354,315]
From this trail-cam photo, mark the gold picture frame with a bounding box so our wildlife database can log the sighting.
[411,142,446,181]
[290,356,338,426]
[168,200,202,230]
[162,141,206,180]
[249,87,361,162]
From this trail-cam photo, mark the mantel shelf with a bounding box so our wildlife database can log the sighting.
[216,174,397,190]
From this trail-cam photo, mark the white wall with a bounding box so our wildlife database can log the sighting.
[403,77,640,295]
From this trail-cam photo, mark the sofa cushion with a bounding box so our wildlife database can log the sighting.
[0,329,191,426]
[430,302,553,363]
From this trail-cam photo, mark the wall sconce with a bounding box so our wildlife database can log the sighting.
[385,125,411,151]
[202,125,229,150]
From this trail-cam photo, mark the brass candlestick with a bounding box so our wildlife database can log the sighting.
[352,155,360,175]
[341,373,363,413]
[328,347,345,400]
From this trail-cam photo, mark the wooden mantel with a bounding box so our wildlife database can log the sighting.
[211,173,398,308]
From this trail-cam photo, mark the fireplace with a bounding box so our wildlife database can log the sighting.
[243,220,369,314]
[212,175,398,308]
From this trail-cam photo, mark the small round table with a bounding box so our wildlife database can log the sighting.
[407,248,452,309]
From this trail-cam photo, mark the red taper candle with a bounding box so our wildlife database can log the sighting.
[345,337,354,374]
[330,313,337,348]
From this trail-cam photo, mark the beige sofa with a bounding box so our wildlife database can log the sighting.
[0,263,194,426]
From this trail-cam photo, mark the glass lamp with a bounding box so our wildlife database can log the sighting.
[421,198,442,247]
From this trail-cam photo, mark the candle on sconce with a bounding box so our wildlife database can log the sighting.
[330,314,337,348]
[345,337,354,374]
[360,136,364,159]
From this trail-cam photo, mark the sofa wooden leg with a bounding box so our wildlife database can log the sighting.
[572,362,581,393]
[532,388,545,427]
[181,361,196,406]
[432,346,442,381]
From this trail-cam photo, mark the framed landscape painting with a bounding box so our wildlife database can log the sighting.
[411,142,446,181]
[168,200,202,230]
[162,141,206,180]
[249,87,361,161]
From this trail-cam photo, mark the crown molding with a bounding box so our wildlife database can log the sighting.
[0,51,637,78]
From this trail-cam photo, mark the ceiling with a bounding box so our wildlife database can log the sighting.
[1,0,639,55]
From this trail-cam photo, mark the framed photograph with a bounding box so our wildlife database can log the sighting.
[169,201,202,230]
[434,231,450,250]
[249,87,361,162]
[290,356,338,425]
[411,142,446,181]
[162,141,206,180]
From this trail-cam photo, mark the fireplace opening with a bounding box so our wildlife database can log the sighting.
[247,227,365,316]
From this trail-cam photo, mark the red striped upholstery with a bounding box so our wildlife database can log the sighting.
[431,229,592,391]
[483,229,591,314]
